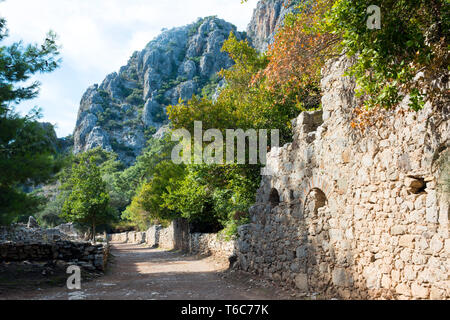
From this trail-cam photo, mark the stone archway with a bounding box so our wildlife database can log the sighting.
[298,188,335,295]
[303,188,327,218]
[300,187,354,298]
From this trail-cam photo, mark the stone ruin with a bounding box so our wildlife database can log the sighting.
[0,219,109,271]
[0,221,81,243]
[235,56,449,300]
[0,241,108,271]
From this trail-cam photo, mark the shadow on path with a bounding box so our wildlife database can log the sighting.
[1,243,298,300]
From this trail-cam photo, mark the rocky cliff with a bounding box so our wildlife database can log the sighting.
[72,1,294,164]
[73,16,246,164]
[246,0,296,52]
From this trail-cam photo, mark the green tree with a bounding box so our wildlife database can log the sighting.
[0,15,61,224]
[162,164,257,234]
[164,33,299,235]
[61,155,115,241]
[123,160,186,229]
[35,192,66,227]
[112,134,177,205]
[163,165,211,225]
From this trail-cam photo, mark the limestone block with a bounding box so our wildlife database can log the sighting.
[395,283,411,296]
[332,268,353,287]
[294,273,308,292]
[430,236,443,254]
[391,225,406,236]
[399,235,415,248]
[411,283,429,299]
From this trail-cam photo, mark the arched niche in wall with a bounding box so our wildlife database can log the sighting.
[304,188,328,218]
[268,188,280,207]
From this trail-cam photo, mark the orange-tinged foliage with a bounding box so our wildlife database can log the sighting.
[255,0,340,105]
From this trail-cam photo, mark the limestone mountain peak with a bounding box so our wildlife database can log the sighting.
[73,16,246,165]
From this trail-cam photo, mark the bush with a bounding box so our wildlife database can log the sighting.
[35,193,67,227]
[126,88,144,105]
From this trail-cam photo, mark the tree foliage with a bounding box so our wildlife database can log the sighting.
[250,0,449,129]
[330,0,448,112]
[326,0,449,130]
[35,191,66,227]
[168,32,301,144]
[257,0,339,108]
[61,154,115,239]
[17,0,448,236]
[0,16,61,224]
[123,160,185,230]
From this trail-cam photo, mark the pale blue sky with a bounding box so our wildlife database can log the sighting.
[0,0,259,137]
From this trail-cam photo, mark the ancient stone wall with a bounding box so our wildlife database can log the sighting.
[158,224,176,249]
[0,223,80,242]
[235,56,449,300]
[0,240,109,271]
[189,233,235,262]
[145,225,162,247]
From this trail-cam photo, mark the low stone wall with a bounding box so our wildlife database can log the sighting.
[0,223,80,242]
[109,231,147,244]
[0,240,109,271]
[109,232,129,243]
[146,225,162,247]
[158,225,175,249]
[127,231,146,244]
[189,233,236,261]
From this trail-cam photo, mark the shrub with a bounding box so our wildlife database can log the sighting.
[126,88,144,105]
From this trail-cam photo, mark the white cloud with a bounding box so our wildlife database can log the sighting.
[0,0,259,137]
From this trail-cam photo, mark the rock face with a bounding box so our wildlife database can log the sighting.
[73,16,246,164]
[246,0,295,52]
[36,122,71,155]
[235,55,449,300]
[72,1,297,164]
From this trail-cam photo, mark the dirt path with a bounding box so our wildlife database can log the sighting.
[1,243,299,300]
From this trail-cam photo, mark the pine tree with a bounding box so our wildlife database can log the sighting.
[0,14,61,224]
